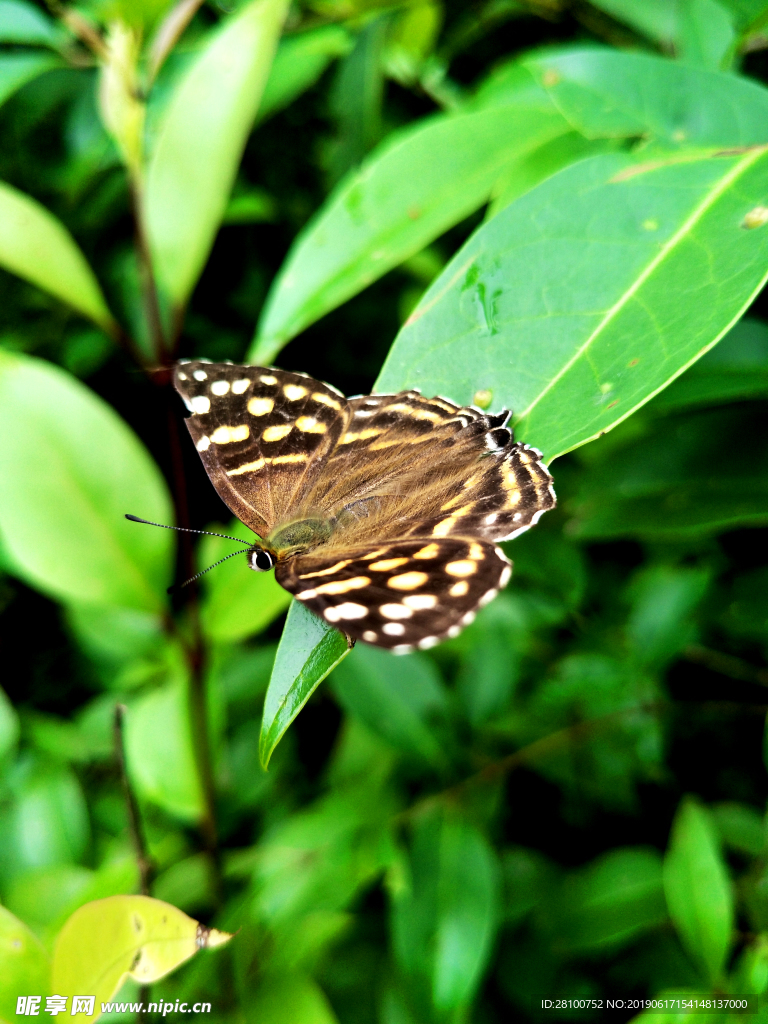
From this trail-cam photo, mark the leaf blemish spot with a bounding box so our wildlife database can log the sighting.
[133,914,142,932]
[599,383,613,394]
[642,219,658,231]
[606,399,619,409]
[542,68,560,87]
[628,359,639,367]
[742,206,768,229]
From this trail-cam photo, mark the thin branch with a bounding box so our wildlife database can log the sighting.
[131,185,168,363]
[147,0,206,86]
[114,704,154,896]
[683,645,768,689]
[400,701,665,822]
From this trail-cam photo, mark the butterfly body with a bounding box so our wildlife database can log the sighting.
[174,360,556,652]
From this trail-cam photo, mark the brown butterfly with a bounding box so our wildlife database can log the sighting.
[171,360,556,653]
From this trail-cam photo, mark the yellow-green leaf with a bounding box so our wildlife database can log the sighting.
[0,181,114,331]
[52,896,231,1020]
[145,0,289,308]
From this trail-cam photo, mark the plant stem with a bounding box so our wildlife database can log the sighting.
[114,703,154,895]
[131,184,168,364]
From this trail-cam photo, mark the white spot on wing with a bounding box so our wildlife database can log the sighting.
[383,622,406,636]
[499,565,512,588]
[403,594,437,610]
[248,397,274,416]
[418,636,440,649]
[362,630,377,643]
[232,378,250,394]
[210,424,250,444]
[196,436,211,452]
[380,603,413,620]
[193,369,208,381]
[210,380,230,396]
[324,602,368,622]
[190,395,210,414]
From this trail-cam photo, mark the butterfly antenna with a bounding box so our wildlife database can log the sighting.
[125,514,252,546]
[167,548,249,594]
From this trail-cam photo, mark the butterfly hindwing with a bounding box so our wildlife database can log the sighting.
[276,536,512,652]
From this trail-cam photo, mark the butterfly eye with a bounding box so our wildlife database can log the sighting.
[248,548,274,572]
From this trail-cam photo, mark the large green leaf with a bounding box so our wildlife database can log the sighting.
[144,0,289,308]
[0,353,172,611]
[524,46,768,145]
[259,600,350,768]
[568,404,768,539]
[0,181,114,330]
[663,796,733,984]
[377,148,768,459]
[249,104,569,362]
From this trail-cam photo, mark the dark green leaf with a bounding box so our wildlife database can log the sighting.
[501,846,559,926]
[259,600,350,769]
[650,317,768,412]
[568,405,768,539]
[626,565,710,667]
[663,796,733,983]
[331,645,449,768]
[0,52,61,107]
[710,802,765,857]
[0,353,173,611]
[378,149,768,460]
[546,848,667,954]
[524,47,768,145]
[258,25,352,123]
[249,105,569,362]
[392,810,500,1013]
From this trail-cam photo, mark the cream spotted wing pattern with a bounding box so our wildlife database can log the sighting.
[173,359,556,652]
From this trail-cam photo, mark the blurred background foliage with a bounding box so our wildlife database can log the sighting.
[1,0,768,1021]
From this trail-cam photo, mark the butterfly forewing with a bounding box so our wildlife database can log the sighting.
[174,361,350,534]
[313,390,555,544]
[173,360,556,650]
[276,536,512,652]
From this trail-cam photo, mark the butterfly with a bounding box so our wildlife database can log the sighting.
[172,360,556,653]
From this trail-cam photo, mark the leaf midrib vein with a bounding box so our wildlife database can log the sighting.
[515,148,766,423]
